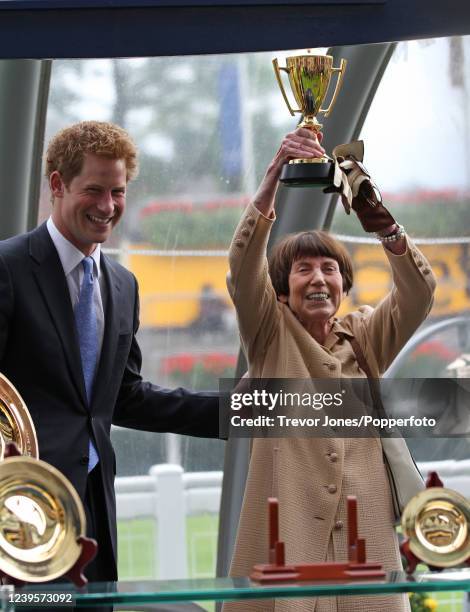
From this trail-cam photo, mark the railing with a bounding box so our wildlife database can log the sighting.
[115,460,470,580]
[116,465,222,579]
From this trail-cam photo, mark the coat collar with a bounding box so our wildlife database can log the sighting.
[29,223,123,411]
[29,224,88,407]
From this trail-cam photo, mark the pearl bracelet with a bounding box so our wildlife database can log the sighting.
[376,224,405,243]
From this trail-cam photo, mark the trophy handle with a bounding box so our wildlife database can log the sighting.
[272,58,301,116]
[320,58,347,117]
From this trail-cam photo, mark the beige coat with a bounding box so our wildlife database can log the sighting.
[223,204,437,612]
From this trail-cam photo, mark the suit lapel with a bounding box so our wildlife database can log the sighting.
[91,253,122,411]
[29,224,88,408]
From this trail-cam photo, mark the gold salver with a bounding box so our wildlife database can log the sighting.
[0,372,38,459]
[0,372,87,582]
[0,456,85,582]
[402,486,470,567]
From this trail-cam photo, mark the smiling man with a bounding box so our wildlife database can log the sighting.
[0,121,219,584]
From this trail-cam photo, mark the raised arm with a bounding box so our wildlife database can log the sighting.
[227,129,324,362]
[252,128,325,217]
[329,141,437,371]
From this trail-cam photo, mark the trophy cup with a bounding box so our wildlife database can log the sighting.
[273,53,347,186]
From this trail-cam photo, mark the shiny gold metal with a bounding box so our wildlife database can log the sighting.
[0,373,38,459]
[0,456,85,582]
[273,54,347,166]
[402,487,470,567]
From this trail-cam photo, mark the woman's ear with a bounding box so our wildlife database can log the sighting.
[278,294,289,304]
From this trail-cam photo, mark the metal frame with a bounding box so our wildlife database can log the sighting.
[1,0,470,592]
[0,0,469,59]
[0,60,51,239]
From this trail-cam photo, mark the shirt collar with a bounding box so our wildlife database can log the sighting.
[324,318,354,350]
[46,217,101,277]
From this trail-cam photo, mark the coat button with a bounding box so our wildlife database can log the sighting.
[334,520,344,530]
[246,217,255,226]
[329,452,338,462]
[423,268,431,275]
[416,259,423,267]
[80,456,89,466]
[241,229,250,237]
[327,484,337,494]
[235,240,245,248]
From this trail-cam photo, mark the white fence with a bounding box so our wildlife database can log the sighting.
[115,460,470,580]
[116,464,222,579]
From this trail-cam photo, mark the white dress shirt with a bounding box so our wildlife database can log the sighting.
[46,217,105,357]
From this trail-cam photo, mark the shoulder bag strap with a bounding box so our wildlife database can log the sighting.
[349,337,387,419]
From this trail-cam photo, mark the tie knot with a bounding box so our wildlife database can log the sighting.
[81,256,94,277]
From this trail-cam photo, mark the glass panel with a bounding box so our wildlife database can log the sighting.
[330,37,470,464]
[13,570,470,606]
[41,51,307,581]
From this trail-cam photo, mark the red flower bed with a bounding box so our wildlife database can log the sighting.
[411,341,459,362]
[161,352,237,375]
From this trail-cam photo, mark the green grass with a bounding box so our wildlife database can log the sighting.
[432,592,464,611]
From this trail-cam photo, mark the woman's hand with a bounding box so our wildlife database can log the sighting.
[252,128,325,217]
[270,128,325,174]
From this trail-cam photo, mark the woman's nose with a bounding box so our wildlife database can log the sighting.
[309,269,325,285]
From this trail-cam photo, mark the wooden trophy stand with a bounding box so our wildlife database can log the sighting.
[250,496,385,583]
[400,470,470,575]
[0,442,98,588]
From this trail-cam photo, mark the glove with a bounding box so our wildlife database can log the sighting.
[324,140,397,233]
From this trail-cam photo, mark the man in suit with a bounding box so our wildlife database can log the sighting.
[0,121,219,583]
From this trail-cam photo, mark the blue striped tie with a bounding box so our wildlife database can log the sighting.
[75,256,99,472]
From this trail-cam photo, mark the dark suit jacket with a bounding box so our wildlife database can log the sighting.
[0,222,219,576]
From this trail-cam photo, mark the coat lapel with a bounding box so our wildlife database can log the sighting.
[91,253,122,411]
[29,224,88,408]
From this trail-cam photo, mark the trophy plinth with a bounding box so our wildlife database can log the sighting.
[280,159,333,187]
[273,54,347,187]
[251,496,385,583]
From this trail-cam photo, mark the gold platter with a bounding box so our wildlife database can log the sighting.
[0,373,38,459]
[0,456,85,582]
[402,486,470,567]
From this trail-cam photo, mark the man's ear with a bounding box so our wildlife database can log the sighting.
[50,171,65,198]
[278,294,289,304]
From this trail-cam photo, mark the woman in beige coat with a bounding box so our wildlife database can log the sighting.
[224,129,437,612]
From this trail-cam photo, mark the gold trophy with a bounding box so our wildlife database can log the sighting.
[0,373,97,585]
[401,472,470,573]
[0,373,38,459]
[273,52,347,186]
[0,452,87,583]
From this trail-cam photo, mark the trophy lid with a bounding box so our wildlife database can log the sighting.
[402,486,470,567]
[0,373,38,459]
[0,456,85,582]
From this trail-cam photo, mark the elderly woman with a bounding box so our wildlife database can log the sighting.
[224,128,436,612]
